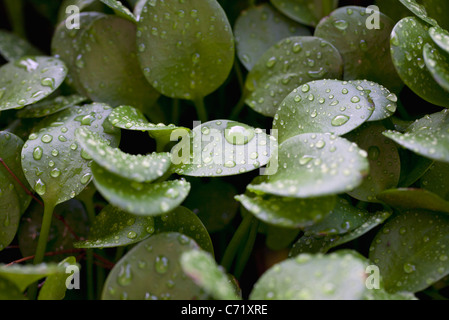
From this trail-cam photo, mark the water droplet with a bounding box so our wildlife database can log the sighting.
[224,160,236,168]
[117,263,133,286]
[80,173,92,185]
[333,19,349,30]
[40,77,55,90]
[155,255,169,274]
[351,96,360,103]
[331,115,350,127]
[41,134,53,143]
[165,188,179,199]
[191,52,200,65]
[224,123,255,145]
[50,168,61,178]
[127,231,137,239]
[266,56,277,68]
[33,147,43,160]
[368,146,380,160]
[34,179,46,196]
[403,263,416,274]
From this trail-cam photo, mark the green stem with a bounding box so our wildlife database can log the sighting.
[193,97,208,123]
[28,202,55,299]
[83,198,96,300]
[234,217,259,279]
[229,92,248,120]
[4,0,26,39]
[322,0,334,17]
[221,214,254,272]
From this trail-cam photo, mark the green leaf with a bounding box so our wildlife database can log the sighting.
[74,15,160,110]
[273,80,374,144]
[74,205,155,248]
[21,102,121,207]
[18,200,89,262]
[180,250,240,300]
[248,133,370,198]
[102,232,207,300]
[398,0,438,27]
[270,0,338,27]
[235,193,336,229]
[314,6,402,92]
[249,250,368,300]
[370,210,449,293]
[0,56,68,111]
[154,206,214,255]
[171,120,277,177]
[429,26,449,54]
[303,197,372,237]
[390,17,449,107]
[17,94,87,119]
[420,161,449,200]
[0,30,42,62]
[377,188,449,214]
[290,209,392,255]
[137,0,235,100]
[349,80,398,122]
[345,122,401,202]
[265,225,301,250]
[0,131,32,215]
[0,276,26,300]
[421,0,449,30]
[234,3,311,70]
[423,42,449,92]
[183,178,239,233]
[38,256,78,300]
[398,151,434,187]
[0,174,20,252]
[51,12,106,95]
[75,127,171,183]
[0,263,66,292]
[99,0,137,23]
[383,109,449,163]
[245,36,343,117]
[92,162,190,216]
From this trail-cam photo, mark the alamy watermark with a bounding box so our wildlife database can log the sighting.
[366,265,381,290]
[65,265,80,290]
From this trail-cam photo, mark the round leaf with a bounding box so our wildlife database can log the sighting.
[0,30,42,62]
[99,0,137,23]
[390,17,449,107]
[0,131,32,215]
[0,56,68,111]
[102,232,207,300]
[74,205,155,248]
[377,188,449,214]
[235,193,336,229]
[234,3,311,70]
[370,210,449,293]
[244,36,343,117]
[314,6,402,92]
[423,42,449,92]
[345,122,401,202]
[75,127,171,183]
[17,94,87,119]
[154,206,214,255]
[349,80,398,122]
[270,0,338,27]
[383,109,449,163]
[249,251,368,300]
[171,120,276,177]
[75,15,160,110]
[137,0,235,100]
[180,250,240,300]
[21,102,121,207]
[248,133,370,198]
[273,80,375,144]
[429,26,449,54]
[420,161,449,200]
[92,162,190,216]
[51,12,106,95]
[291,209,392,255]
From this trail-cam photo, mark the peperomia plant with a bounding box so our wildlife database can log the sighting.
[1,0,449,302]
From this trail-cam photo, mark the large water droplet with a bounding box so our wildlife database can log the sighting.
[34,179,46,196]
[155,255,169,274]
[224,122,255,145]
[33,147,43,160]
[117,263,133,286]
[331,115,350,127]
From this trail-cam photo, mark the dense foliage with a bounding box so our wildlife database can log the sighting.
[0,0,449,300]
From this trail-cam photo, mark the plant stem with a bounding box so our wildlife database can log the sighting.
[234,217,259,279]
[193,97,208,123]
[84,198,96,301]
[220,214,254,272]
[27,202,55,299]
[322,0,334,17]
[4,0,26,39]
